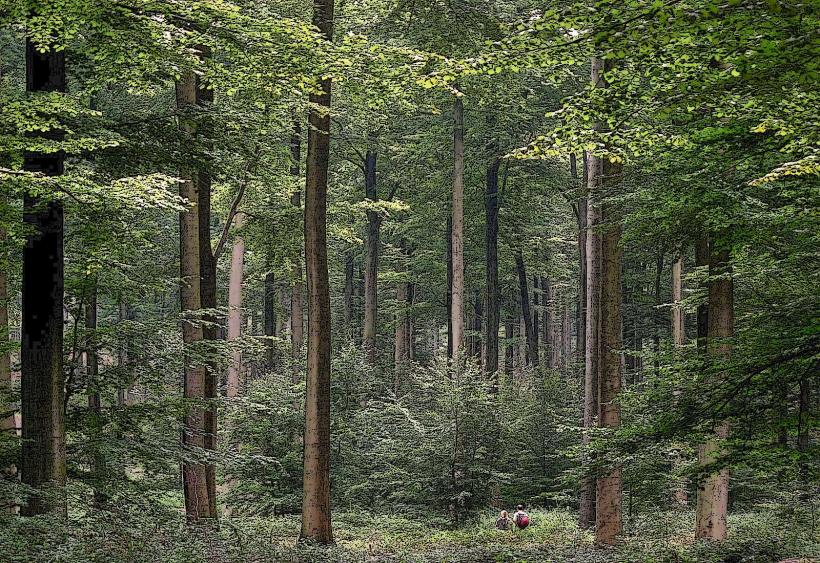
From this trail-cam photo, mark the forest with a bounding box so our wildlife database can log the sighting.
[0,1,818,562]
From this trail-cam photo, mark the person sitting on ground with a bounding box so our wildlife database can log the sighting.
[512,504,530,529]
[495,510,513,530]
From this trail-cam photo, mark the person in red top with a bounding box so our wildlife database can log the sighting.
[513,504,530,529]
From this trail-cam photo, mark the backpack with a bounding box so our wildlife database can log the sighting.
[515,513,530,529]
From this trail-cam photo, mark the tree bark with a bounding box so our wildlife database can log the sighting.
[451,96,465,362]
[0,225,16,513]
[226,212,245,398]
[343,252,354,341]
[672,255,684,346]
[300,0,334,543]
[504,317,514,378]
[291,121,304,375]
[578,186,600,527]
[485,158,500,382]
[363,142,379,364]
[532,277,540,362]
[695,240,732,541]
[515,252,539,367]
[574,154,588,363]
[20,38,67,518]
[446,215,453,359]
[695,238,709,352]
[85,285,106,508]
[653,249,665,376]
[264,273,276,367]
[596,202,624,545]
[195,66,219,520]
[176,71,216,521]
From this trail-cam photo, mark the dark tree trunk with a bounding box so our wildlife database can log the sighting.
[695,238,709,352]
[343,251,354,341]
[532,276,540,363]
[300,0,334,543]
[446,215,453,359]
[20,38,67,518]
[363,143,379,364]
[485,158,500,381]
[515,251,539,367]
[653,248,664,376]
[504,317,514,378]
[576,196,588,364]
[264,273,277,367]
[85,286,106,508]
[291,121,304,376]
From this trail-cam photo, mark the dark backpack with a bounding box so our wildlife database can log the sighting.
[515,513,530,529]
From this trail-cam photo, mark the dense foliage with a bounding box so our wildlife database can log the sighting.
[0,0,817,561]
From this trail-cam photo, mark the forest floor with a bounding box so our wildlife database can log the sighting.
[204,508,818,563]
[7,506,818,562]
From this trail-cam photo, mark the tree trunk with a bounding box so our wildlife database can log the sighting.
[451,96,465,362]
[394,281,408,389]
[300,0,334,543]
[363,143,379,364]
[446,215,453,359]
[695,238,709,352]
[85,286,106,508]
[291,121,305,375]
[532,277,540,362]
[562,299,572,369]
[0,225,16,514]
[20,38,67,518]
[264,273,276,367]
[515,252,539,367]
[653,249,664,376]
[195,66,219,520]
[504,318,514,378]
[176,71,216,521]
[226,212,245,398]
[695,240,732,541]
[343,252,354,341]
[672,255,684,346]
[470,289,482,361]
[574,154,588,364]
[596,201,624,545]
[485,158,500,382]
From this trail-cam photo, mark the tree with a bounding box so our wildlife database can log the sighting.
[695,238,732,540]
[290,121,304,376]
[485,156,500,382]
[176,70,216,521]
[226,212,246,398]
[20,37,67,518]
[300,0,335,544]
[514,251,538,367]
[363,139,379,364]
[451,96,465,362]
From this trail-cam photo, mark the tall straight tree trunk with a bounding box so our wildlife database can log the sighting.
[695,238,709,352]
[574,154,588,363]
[20,38,66,518]
[264,273,276,367]
[446,216,453,359]
[532,277,540,362]
[85,285,106,508]
[672,255,684,346]
[394,281,408,389]
[515,252,539,367]
[485,158,500,382]
[695,240,732,540]
[407,283,415,361]
[504,318,514,377]
[226,212,246,398]
[451,96,465,362]
[300,0,334,543]
[578,66,607,532]
[596,202,624,545]
[562,299,572,368]
[291,121,304,374]
[469,289,482,360]
[343,252,354,341]
[195,65,219,520]
[0,225,16,513]
[176,71,216,521]
[653,249,664,376]
[363,143,379,364]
